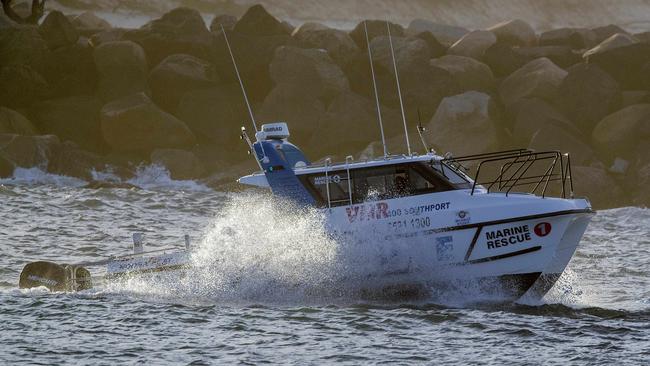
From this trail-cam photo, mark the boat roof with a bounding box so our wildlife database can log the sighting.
[238,153,444,187]
[293,153,442,175]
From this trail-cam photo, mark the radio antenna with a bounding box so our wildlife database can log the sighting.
[386,21,412,156]
[364,21,388,158]
[220,25,268,167]
[221,24,257,132]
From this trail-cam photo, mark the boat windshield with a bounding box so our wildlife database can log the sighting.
[298,161,471,207]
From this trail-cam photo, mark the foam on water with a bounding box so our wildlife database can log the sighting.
[126,164,211,192]
[0,167,87,187]
[0,164,211,192]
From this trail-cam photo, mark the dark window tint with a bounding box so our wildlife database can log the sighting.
[299,161,459,207]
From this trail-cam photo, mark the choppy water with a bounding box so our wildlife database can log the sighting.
[1,168,649,365]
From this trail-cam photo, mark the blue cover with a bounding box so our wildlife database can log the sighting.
[253,140,315,206]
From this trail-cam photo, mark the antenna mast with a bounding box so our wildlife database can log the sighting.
[364,21,388,158]
[386,21,412,156]
[221,24,257,132]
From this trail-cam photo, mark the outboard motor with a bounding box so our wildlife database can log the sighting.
[252,123,316,206]
[19,261,92,291]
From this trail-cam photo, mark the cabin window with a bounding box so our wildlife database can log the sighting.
[299,162,459,207]
[351,163,453,203]
[304,171,351,206]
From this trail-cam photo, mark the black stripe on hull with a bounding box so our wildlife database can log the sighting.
[462,208,593,263]
[466,246,542,265]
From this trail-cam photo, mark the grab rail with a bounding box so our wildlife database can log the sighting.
[441,149,574,198]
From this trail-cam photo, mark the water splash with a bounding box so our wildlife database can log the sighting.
[98,193,534,305]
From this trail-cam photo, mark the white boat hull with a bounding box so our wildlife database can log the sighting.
[324,189,593,301]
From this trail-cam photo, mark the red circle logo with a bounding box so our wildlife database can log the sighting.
[534,222,552,237]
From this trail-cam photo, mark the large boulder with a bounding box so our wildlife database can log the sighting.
[233,4,289,37]
[635,163,650,206]
[71,12,112,34]
[48,141,105,180]
[425,91,499,156]
[586,41,650,90]
[151,148,205,180]
[539,27,597,49]
[0,134,61,173]
[349,20,404,48]
[591,24,630,44]
[0,107,37,135]
[259,84,325,143]
[583,33,638,59]
[310,91,399,157]
[122,7,218,67]
[430,55,494,93]
[406,19,468,46]
[100,93,196,153]
[512,98,578,145]
[448,30,497,60]
[364,36,459,121]
[213,31,291,102]
[269,46,349,101]
[210,14,237,32]
[413,31,447,58]
[0,26,51,74]
[592,104,650,163]
[528,125,600,167]
[621,90,650,108]
[0,64,49,108]
[499,57,567,106]
[175,84,250,150]
[555,64,621,134]
[369,36,431,71]
[89,28,127,47]
[641,62,650,91]
[570,165,626,209]
[292,22,359,67]
[38,10,79,50]
[149,53,219,111]
[41,40,97,97]
[93,40,149,102]
[487,19,537,47]
[400,64,460,123]
[30,96,105,153]
[483,42,533,77]
[516,46,581,68]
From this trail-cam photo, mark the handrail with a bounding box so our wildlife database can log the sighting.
[442,150,574,199]
[324,158,331,209]
[345,155,353,206]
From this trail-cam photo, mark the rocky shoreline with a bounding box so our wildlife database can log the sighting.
[1,4,649,208]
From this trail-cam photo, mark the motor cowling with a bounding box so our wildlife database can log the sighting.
[19,261,92,292]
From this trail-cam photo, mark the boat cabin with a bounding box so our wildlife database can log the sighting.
[239,123,473,208]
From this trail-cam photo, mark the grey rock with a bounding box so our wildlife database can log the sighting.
[94,40,149,102]
[149,53,219,111]
[430,55,494,93]
[100,93,196,153]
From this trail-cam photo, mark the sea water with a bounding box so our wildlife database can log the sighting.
[0,167,648,364]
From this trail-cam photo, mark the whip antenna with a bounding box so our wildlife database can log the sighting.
[221,24,268,167]
[221,24,257,132]
[386,21,412,156]
[364,21,388,158]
